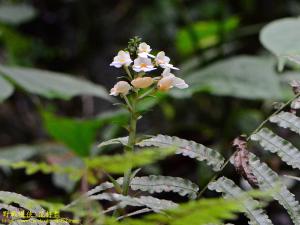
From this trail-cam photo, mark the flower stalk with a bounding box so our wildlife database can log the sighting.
[122,95,138,195]
[108,38,188,196]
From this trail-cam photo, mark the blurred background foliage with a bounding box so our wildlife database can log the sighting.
[0,0,300,224]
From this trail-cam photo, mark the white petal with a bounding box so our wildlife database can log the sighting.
[162,68,171,77]
[160,63,179,70]
[143,67,157,72]
[138,52,149,58]
[147,53,155,58]
[167,64,179,70]
[110,62,122,68]
[172,77,188,89]
[110,88,118,96]
[132,66,142,72]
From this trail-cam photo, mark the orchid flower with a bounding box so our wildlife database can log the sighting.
[132,57,156,72]
[110,81,132,96]
[155,51,179,70]
[138,42,155,58]
[110,50,132,68]
[157,68,188,91]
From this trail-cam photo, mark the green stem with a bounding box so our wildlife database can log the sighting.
[124,66,133,79]
[122,95,138,195]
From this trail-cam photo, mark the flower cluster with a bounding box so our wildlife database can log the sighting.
[109,42,188,97]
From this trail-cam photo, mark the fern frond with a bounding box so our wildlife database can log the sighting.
[105,198,243,225]
[86,181,115,196]
[248,152,300,225]
[85,147,176,174]
[89,193,177,213]
[65,181,115,209]
[0,191,45,214]
[116,208,152,220]
[251,128,300,170]
[97,137,129,148]
[269,112,300,134]
[118,175,199,199]
[208,176,273,225]
[136,135,224,171]
[0,159,83,181]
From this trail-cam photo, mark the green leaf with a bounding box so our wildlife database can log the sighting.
[269,111,300,135]
[176,17,239,55]
[136,134,225,171]
[122,175,199,199]
[105,198,242,225]
[97,137,129,148]
[251,128,300,170]
[259,17,300,70]
[248,152,300,225]
[0,75,13,102]
[52,156,83,192]
[89,193,177,213]
[145,198,242,225]
[0,191,45,214]
[85,147,176,174]
[209,176,274,225]
[0,3,36,25]
[0,65,111,101]
[171,56,282,100]
[0,145,37,162]
[42,111,102,156]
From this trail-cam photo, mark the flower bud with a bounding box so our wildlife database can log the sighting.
[157,76,173,91]
[131,77,154,89]
[110,81,132,96]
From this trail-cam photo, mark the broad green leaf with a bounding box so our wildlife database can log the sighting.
[171,56,282,100]
[176,17,239,55]
[0,3,36,25]
[42,111,102,156]
[0,65,111,101]
[0,75,13,102]
[260,17,300,70]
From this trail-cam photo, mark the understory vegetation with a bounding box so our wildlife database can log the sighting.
[1,1,300,225]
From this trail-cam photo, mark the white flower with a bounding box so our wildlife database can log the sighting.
[157,68,188,91]
[132,57,156,72]
[110,50,132,68]
[110,81,132,96]
[138,42,155,58]
[155,51,179,70]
